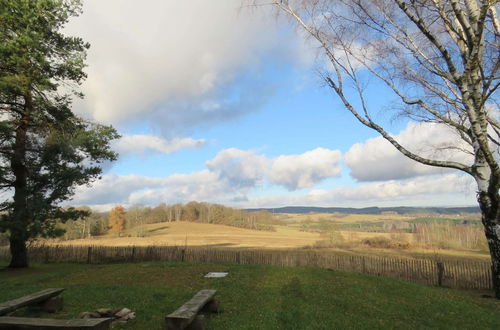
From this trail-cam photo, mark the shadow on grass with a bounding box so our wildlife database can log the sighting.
[202,243,237,247]
[147,226,169,233]
[278,277,306,330]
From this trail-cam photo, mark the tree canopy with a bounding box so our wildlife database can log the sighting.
[0,0,119,267]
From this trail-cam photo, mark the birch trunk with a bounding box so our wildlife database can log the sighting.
[476,174,500,298]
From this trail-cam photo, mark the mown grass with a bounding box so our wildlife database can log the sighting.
[1,261,499,329]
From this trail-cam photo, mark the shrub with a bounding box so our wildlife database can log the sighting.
[362,237,409,249]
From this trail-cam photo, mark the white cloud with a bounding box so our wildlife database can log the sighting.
[205,148,270,190]
[344,122,474,181]
[71,171,476,210]
[70,145,477,210]
[234,174,476,208]
[65,1,295,131]
[70,147,343,208]
[269,148,341,190]
[113,135,206,155]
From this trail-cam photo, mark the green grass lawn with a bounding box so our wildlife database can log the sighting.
[1,261,499,329]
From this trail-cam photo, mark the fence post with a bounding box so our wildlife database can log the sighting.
[131,246,136,262]
[437,261,444,286]
[87,246,92,264]
[44,246,50,264]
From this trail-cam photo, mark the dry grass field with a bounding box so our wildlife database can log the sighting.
[48,214,491,261]
[277,212,414,224]
[52,221,322,249]
[52,220,414,250]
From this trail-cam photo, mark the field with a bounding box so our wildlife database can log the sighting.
[50,211,490,262]
[51,222,322,249]
[1,261,500,329]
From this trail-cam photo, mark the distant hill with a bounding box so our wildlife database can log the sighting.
[246,206,480,215]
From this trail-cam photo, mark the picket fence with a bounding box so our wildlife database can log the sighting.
[0,245,492,290]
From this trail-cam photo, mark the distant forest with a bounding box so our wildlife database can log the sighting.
[0,203,480,246]
[246,206,480,215]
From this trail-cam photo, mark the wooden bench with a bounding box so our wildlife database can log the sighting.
[0,316,112,329]
[165,289,219,330]
[0,288,65,316]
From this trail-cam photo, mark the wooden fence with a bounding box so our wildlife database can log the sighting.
[0,245,492,290]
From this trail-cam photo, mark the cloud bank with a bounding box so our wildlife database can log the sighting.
[113,135,206,155]
[345,122,474,181]
[65,1,295,133]
[71,147,343,207]
[270,148,342,190]
[70,144,476,210]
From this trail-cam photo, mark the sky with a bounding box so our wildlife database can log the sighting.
[63,0,478,211]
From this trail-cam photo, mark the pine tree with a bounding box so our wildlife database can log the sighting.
[0,0,119,267]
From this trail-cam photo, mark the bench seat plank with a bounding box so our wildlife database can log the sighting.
[0,316,112,330]
[166,289,216,330]
[167,290,216,319]
[0,288,65,316]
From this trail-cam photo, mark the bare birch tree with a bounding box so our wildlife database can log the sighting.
[262,0,500,297]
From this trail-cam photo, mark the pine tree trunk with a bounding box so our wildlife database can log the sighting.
[8,95,30,268]
[478,190,500,298]
[8,231,28,268]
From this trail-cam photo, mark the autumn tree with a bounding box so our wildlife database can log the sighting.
[265,0,500,297]
[108,205,126,236]
[0,0,119,267]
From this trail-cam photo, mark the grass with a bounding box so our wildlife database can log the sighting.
[1,261,500,329]
[50,221,321,249]
[42,219,492,263]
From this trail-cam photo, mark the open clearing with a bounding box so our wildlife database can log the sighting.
[49,218,491,261]
[51,221,414,250]
[1,261,499,330]
[52,222,323,249]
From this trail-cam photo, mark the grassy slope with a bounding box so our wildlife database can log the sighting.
[51,221,322,249]
[50,220,490,261]
[1,262,499,329]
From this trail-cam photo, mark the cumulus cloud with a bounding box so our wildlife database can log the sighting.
[206,148,270,190]
[65,1,295,131]
[269,148,341,190]
[234,174,476,208]
[70,147,343,208]
[71,171,476,210]
[344,122,474,181]
[70,174,162,205]
[113,135,206,155]
[74,146,476,210]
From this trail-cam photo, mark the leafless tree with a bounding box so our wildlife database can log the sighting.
[261,0,500,297]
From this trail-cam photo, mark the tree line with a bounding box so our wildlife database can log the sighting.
[49,202,280,241]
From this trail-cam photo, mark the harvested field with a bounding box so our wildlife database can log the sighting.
[50,222,322,249]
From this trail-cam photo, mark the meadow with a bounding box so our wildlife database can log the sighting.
[1,261,500,329]
[50,210,489,262]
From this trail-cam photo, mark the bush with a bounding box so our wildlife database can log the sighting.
[362,237,409,249]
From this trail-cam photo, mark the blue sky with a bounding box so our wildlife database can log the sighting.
[64,1,477,211]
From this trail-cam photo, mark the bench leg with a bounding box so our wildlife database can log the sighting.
[185,315,206,330]
[29,297,64,313]
[201,299,220,314]
[42,297,64,313]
